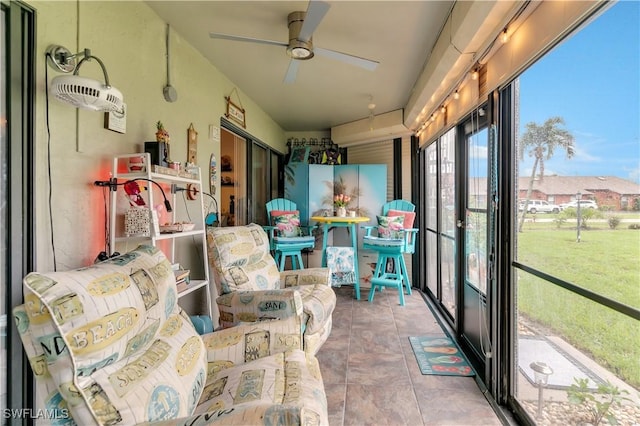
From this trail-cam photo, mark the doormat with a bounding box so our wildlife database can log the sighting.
[409,335,475,376]
[518,335,605,390]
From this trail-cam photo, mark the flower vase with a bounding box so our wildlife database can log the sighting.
[337,207,347,217]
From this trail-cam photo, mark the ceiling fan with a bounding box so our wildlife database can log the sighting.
[208,0,379,83]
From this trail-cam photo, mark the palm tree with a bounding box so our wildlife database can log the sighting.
[518,116,575,232]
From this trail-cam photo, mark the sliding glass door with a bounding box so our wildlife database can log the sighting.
[459,110,491,375]
[421,128,457,321]
[220,119,284,226]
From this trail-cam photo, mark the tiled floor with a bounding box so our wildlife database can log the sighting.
[317,286,503,426]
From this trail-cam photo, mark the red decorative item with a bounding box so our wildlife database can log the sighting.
[124,181,146,207]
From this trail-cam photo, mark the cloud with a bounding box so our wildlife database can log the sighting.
[625,166,640,184]
[469,142,488,160]
[570,144,601,162]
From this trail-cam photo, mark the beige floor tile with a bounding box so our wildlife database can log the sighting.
[318,288,501,426]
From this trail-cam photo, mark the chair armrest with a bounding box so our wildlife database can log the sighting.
[216,288,304,328]
[361,225,376,237]
[280,267,330,287]
[301,224,318,233]
[200,316,303,366]
[262,225,277,241]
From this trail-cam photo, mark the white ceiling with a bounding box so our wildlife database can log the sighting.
[145,1,454,132]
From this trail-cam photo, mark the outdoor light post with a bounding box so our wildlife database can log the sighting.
[576,192,582,242]
[530,361,554,419]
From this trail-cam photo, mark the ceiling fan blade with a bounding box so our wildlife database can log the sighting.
[209,32,286,48]
[315,47,379,71]
[298,0,330,42]
[283,59,300,84]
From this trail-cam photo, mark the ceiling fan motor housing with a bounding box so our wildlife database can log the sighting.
[287,11,314,59]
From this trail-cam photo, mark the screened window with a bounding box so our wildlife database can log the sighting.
[512,2,640,423]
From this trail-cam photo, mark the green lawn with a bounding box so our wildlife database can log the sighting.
[516,226,640,389]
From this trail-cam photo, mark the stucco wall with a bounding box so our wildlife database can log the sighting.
[27,0,285,271]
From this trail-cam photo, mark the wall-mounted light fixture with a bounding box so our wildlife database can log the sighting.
[453,90,460,100]
[367,97,376,131]
[46,45,124,113]
[500,28,510,44]
[471,68,479,81]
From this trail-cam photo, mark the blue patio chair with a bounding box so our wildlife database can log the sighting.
[265,198,317,271]
[362,200,418,305]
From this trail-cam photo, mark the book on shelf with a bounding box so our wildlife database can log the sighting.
[174,268,190,282]
[176,280,192,293]
[174,269,190,292]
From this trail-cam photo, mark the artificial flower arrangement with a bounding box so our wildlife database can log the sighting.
[333,194,351,208]
[155,121,170,143]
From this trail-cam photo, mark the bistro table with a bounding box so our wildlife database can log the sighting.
[310,215,370,300]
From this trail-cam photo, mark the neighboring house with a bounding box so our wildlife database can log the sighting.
[517,176,640,210]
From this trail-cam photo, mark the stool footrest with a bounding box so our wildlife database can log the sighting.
[371,277,402,287]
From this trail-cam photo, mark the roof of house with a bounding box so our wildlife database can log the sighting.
[518,176,640,196]
[467,175,640,197]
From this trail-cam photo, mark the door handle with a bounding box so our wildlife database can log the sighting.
[456,220,464,229]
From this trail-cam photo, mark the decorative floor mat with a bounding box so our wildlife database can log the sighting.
[409,335,475,376]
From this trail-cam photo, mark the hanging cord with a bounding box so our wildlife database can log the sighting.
[177,191,205,267]
[470,108,493,359]
[44,54,57,271]
[166,24,172,88]
[102,186,110,255]
[173,186,220,227]
[227,87,244,110]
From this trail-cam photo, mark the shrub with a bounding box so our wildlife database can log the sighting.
[562,207,602,228]
[629,223,640,230]
[567,378,632,425]
[608,216,621,229]
[553,217,567,228]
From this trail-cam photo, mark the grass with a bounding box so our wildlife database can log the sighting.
[516,225,640,389]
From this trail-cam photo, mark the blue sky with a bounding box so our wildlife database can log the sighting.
[518,1,640,183]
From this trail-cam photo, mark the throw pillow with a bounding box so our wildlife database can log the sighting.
[377,215,405,239]
[274,212,302,237]
[387,209,416,229]
[270,209,298,218]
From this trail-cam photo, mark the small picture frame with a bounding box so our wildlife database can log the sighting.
[289,146,310,164]
[225,96,246,128]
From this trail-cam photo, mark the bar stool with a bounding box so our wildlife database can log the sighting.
[264,198,316,270]
[362,200,418,306]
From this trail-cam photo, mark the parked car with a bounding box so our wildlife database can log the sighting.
[560,200,599,210]
[518,199,561,214]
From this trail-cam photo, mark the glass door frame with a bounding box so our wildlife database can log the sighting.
[220,117,284,225]
[3,0,37,416]
[456,105,492,382]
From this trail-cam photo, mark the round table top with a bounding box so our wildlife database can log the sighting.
[311,216,370,224]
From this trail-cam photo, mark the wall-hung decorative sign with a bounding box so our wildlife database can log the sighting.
[225,88,246,128]
[104,103,127,134]
[225,96,245,128]
[187,123,198,164]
